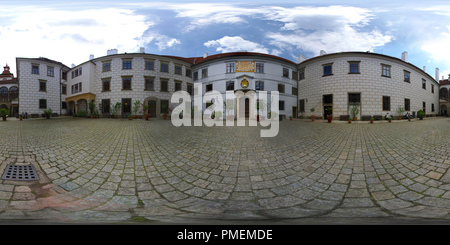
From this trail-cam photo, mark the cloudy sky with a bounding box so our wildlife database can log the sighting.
[1,0,450,80]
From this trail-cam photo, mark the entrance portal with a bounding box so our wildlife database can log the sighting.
[148,100,157,118]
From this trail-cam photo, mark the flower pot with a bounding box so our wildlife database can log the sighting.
[352,117,357,121]
[348,120,351,123]
[311,115,315,122]
[370,121,373,123]
[388,119,391,122]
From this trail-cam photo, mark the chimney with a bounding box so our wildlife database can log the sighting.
[423,66,426,72]
[107,49,118,55]
[89,54,94,60]
[71,64,75,68]
[320,50,327,55]
[203,53,208,58]
[298,55,307,63]
[401,51,408,62]
[435,68,439,82]
[140,47,145,53]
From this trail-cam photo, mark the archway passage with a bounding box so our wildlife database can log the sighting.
[441,104,448,116]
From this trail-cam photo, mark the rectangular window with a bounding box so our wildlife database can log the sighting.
[255,63,264,73]
[47,67,54,77]
[226,81,234,91]
[122,77,132,90]
[278,84,285,93]
[202,68,208,78]
[422,79,426,89]
[145,77,154,90]
[382,96,390,111]
[382,64,391,77]
[39,80,46,92]
[255,81,264,91]
[62,84,67,95]
[432,84,434,94]
[160,63,169,72]
[292,71,298,80]
[299,68,305,80]
[348,93,361,104]
[323,64,333,76]
[292,87,298,95]
[349,62,360,74]
[102,79,110,91]
[299,99,305,112]
[283,68,289,78]
[323,94,333,104]
[175,81,182,91]
[39,99,47,109]
[193,71,198,81]
[123,60,132,69]
[145,61,154,70]
[405,98,410,111]
[103,62,111,72]
[404,70,410,83]
[432,103,435,112]
[279,101,285,111]
[62,101,67,109]
[32,65,39,74]
[206,84,213,92]
[186,69,192,77]
[62,72,67,80]
[161,79,168,92]
[226,63,235,73]
[423,101,426,113]
[78,67,82,75]
[175,65,182,75]
[187,83,193,96]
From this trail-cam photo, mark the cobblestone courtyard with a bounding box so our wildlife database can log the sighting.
[0,116,449,224]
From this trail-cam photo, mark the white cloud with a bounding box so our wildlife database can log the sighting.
[0,7,155,71]
[204,36,269,53]
[166,3,252,32]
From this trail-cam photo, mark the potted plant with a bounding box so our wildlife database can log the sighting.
[128,115,132,120]
[43,108,52,119]
[19,115,23,121]
[348,118,352,123]
[396,106,404,120]
[326,108,332,123]
[417,109,425,120]
[350,105,359,121]
[161,104,167,119]
[370,116,374,123]
[89,101,96,118]
[0,108,8,121]
[310,107,315,121]
[133,100,141,119]
[289,116,292,120]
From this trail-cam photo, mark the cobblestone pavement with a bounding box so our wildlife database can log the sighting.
[0,116,449,224]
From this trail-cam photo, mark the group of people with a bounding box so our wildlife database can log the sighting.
[20,112,28,119]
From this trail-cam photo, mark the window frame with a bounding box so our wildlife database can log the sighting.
[348,61,360,74]
[382,96,390,111]
[122,77,132,90]
[381,64,391,77]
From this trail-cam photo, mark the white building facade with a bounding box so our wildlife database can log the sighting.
[298,52,440,120]
[16,57,69,117]
[65,50,194,118]
[192,52,299,119]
